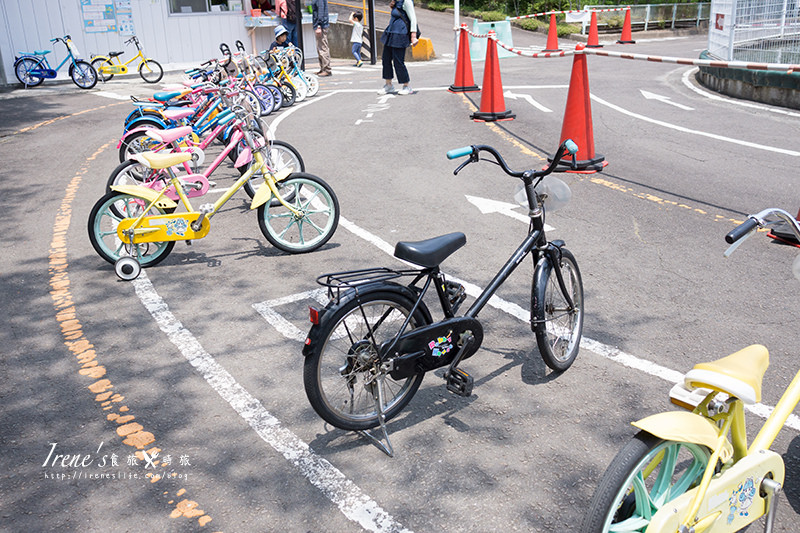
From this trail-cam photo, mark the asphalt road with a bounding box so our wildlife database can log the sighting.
[2,6,800,532]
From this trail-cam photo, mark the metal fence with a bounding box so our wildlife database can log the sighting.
[708,0,800,64]
[583,3,710,33]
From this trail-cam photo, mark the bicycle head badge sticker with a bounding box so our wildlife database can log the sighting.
[429,333,453,358]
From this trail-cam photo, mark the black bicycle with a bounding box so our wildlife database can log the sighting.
[302,140,585,455]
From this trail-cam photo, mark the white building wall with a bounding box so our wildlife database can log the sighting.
[0,0,303,86]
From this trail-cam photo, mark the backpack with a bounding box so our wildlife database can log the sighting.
[286,0,297,23]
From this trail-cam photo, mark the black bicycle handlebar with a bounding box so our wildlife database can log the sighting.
[447,139,579,179]
[725,208,800,245]
[725,218,760,244]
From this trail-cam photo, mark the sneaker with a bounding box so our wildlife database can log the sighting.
[397,86,415,95]
[356,60,363,67]
[377,84,395,95]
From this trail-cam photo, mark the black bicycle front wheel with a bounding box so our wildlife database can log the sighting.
[303,290,429,431]
[532,247,583,371]
[139,59,163,83]
[71,60,98,89]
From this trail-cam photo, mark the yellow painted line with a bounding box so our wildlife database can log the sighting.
[49,141,217,530]
[458,93,546,161]
[458,93,744,226]
[12,101,126,136]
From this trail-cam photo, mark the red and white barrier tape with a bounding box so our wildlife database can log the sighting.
[453,26,800,72]
[507,6,629,21]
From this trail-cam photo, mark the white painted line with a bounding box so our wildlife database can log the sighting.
[132,272,412,533]
[591,93,800,156]
[329,213,800,433]
[681,67,800,118]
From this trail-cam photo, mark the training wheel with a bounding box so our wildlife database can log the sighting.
[115,256,141,281]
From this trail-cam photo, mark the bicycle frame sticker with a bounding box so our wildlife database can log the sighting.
[728,477,756,524]
[429,334,453,358]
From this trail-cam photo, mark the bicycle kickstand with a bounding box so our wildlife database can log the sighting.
[761,477,782,533]
[358,374,394,457]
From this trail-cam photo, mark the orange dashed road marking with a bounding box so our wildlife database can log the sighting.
[48,141,216,529]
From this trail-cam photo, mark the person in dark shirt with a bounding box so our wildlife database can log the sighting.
[269,24,291,51]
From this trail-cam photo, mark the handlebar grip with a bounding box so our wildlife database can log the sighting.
[447,146,473,160]
[725,218,760,244]
[564,139,578,155]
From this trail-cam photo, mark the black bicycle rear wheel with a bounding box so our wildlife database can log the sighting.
[303,290,429,431]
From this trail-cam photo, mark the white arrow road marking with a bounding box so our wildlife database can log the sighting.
[592,94,800,157]
[503,90,553,113]
[465,195,555,231]
[640,89,694,110]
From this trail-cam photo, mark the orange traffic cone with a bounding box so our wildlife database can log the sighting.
[543,13,562,53]
[449,24,479,92]
[617,8,635,44]
[471,31,515,122]
[553,43,605,173]
[586,11,602,48]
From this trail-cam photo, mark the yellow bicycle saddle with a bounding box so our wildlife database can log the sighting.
[684,344,769,404]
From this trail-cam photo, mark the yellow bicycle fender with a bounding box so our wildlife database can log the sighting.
[117,213,210,243]
[633,411,729,457]
[249,168,293,210]
[647,450,785,533]
[110,185,177,210]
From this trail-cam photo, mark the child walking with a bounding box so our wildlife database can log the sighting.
[348,11,364,67]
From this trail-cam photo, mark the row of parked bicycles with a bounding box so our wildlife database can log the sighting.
[87,44,337,281]
[77,33,800,533]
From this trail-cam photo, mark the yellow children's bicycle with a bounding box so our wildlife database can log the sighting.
[88,111,339,280]
[582,207,800,532]
[91,36,163,83]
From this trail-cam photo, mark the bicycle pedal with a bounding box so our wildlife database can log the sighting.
[445,368,473,397]
[198,203,214,214]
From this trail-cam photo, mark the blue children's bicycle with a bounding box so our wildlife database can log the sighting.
[14,35,97,89]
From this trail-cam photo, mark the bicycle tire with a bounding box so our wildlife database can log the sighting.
[303,290,429,431]
[242,140,305,198]
[265,83,283,109]
[532,247,583,371]
[581,431,711,532]
[118,130,165,163]
[252,83,275,116]
[88,192,175,267]
[279,82,296,107]
[91,57,114,82]
[106,159,168,194]
[139,59,164,83]
[256,172,338,254]
[14,57,45,87]
[302,72,319,97]
[71,60,98,89]
[291,75,307,102]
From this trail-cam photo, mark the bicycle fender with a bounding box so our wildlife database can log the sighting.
[249,168,293,209]
[109,185,178,209]
[632,411,729,456]
[302,282,432,358]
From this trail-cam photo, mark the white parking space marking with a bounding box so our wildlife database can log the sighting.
[254,211,800,433]
[132,272,412,533]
